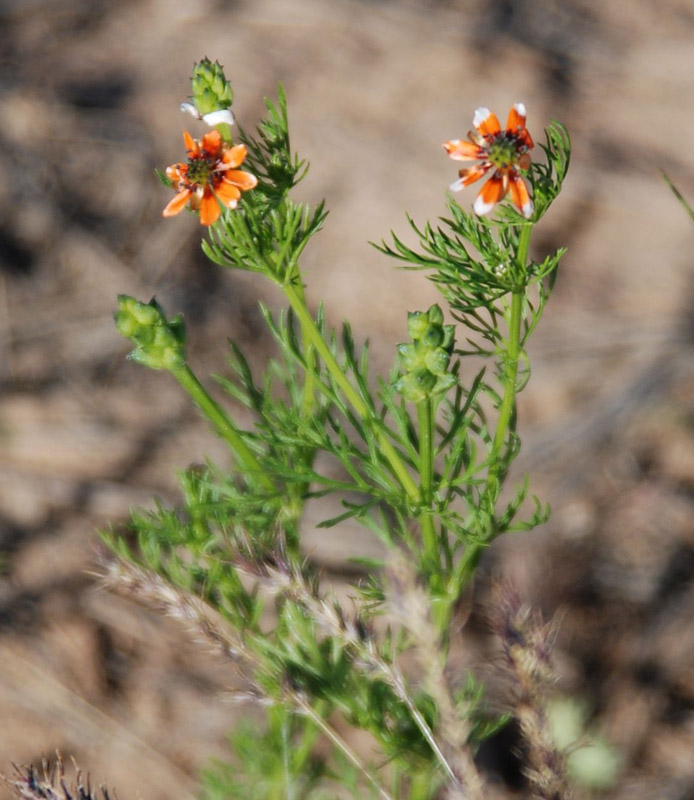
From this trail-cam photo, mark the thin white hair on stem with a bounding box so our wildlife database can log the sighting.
[292,694,395,800]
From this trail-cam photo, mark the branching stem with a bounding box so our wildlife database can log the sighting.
[171,363,275,492]
[487,222,532,487]
[283,281,420,503]
[454,222,533,591]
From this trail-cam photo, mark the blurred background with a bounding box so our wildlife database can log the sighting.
[0,0,693,797]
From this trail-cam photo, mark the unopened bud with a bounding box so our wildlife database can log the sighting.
[190,57,233,117]
[395,304,457,402]
[115,295,186,371]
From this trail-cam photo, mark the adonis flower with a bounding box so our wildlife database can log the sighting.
[443,103,534,218]
[162,130,257,226]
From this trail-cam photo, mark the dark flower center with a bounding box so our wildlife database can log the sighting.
[186,154,217,186]
[487,133,527,170]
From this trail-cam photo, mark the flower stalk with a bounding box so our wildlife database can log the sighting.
[171,363,275,493]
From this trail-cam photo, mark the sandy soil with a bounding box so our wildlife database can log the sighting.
[1,0,693,798]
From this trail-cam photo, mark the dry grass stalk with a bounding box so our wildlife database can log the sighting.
[495,585,570,800]
[386,554,485,800]
[237,557,476,794]
[97,553,257,672]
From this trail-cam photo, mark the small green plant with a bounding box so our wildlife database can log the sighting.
[103,58,572,799]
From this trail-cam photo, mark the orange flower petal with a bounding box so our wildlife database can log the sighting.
[443,139,484,161]
[221,144,249,169]
[473,107,501,137]
[183,131,197,155]
[199,190,221,226]
[166,163,186,182]
[473,172,507,216]
[508,172,534,218]
[459,163,492,186]
[519,129,534,151]
[224,169,258,191]
[201,130,223,155]
[507,105,534,149]
[162,188,192,217]
[215,180,241,208]
[450,163,492,191]
[505,103,527,134]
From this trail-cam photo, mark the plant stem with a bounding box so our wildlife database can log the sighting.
[487,287,523,486]
[215,122,234,145]
[285,269,317,418]
[486,222,532,487]
[417,399,439,579]
[391,671,460,787]
[454,223,533,592]
[281,712,296,800]
[171,363,275,492]
[283,282,420,503]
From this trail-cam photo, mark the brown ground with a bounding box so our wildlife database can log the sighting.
[1,0,693,798]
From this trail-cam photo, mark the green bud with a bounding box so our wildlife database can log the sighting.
[191,58,233,116]
[433,373,458,396]
[426,304,444,326]
[412,367,437,393]
[395,304,457,402]
[407,311,429,341]
[396,370,432,403]
[131,301,162,326]
[441,324,455,352]
[421,323,443,350]
[114,295,186,371]
[424,348,450,376]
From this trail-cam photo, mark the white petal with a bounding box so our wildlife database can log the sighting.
[202,109,236,127]
[180,102,202,119]
[473,107,492,128]
[449,177,466,192]
[513,102,527,117]
[521,198,534,218]
[473,194,495,216]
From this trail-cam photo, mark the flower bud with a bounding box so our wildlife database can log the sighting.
[407,310,430,341]
[190,58,233,117]
[395,304,457,402]
[115,295,186,371]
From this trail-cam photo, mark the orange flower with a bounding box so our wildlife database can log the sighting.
[162,130,257,226]
[443,103,534,218]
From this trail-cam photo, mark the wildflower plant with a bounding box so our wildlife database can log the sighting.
[105,58,572,800]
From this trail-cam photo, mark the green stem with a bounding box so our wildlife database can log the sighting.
[283,282,420,503]
[295,697,395,800]
[487,222,532,492]
[281,712,295,800]
[215,122,234,145]
[290,276,317,419]
[454,223,533,593]
[487,288,523,483]
[417,399,438,569]
[171,363,275,492]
